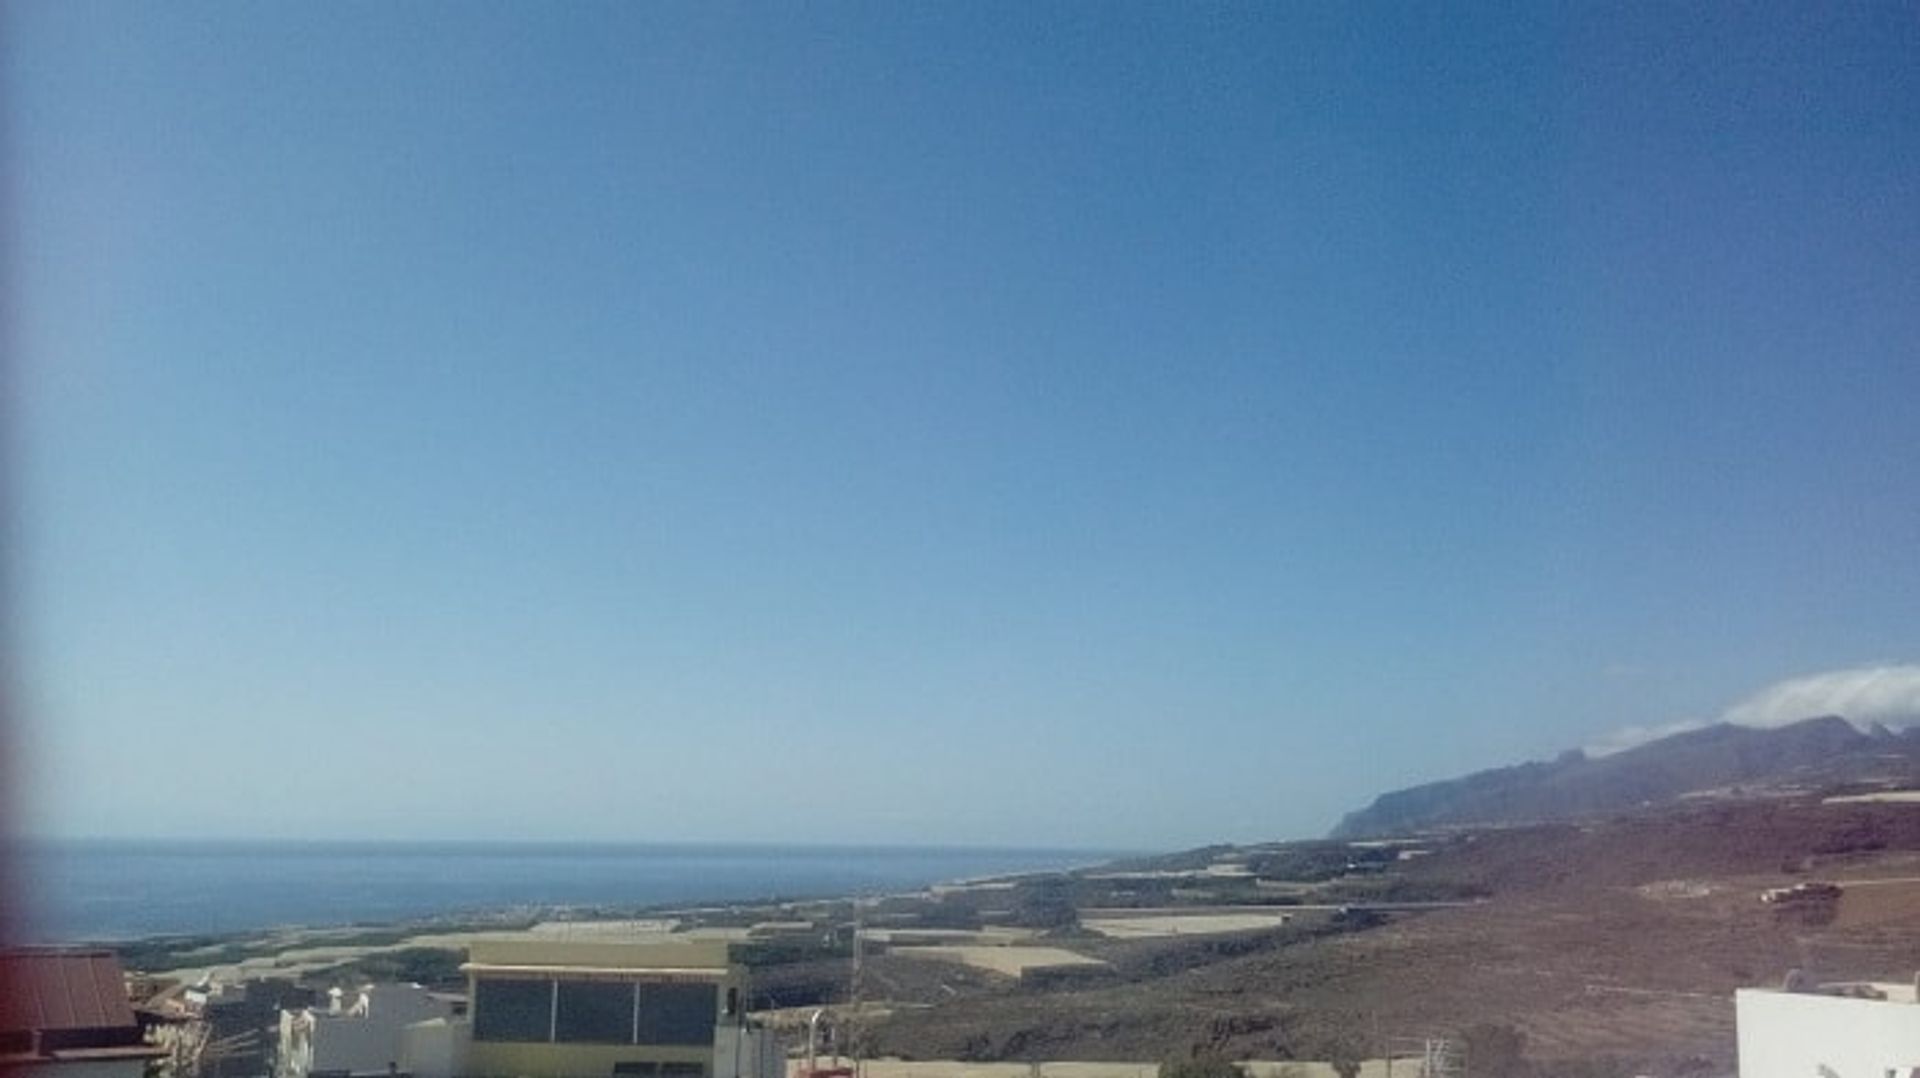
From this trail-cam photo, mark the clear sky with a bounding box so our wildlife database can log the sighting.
[7,3,1918,849]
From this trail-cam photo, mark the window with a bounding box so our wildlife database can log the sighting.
[473,979,552,1042]
[660,1064,705,1078]
[637,984,717,1046]
[473,977,718,1046]
[556,981,636,1044]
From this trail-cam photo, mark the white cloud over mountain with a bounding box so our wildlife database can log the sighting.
[1720,663,1920,730]
[1587,662,1920,755]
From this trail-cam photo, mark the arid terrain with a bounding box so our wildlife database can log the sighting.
[822,799,1920,1073]
[115,795,1920,1077]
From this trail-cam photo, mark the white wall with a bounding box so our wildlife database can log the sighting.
[279,985,457,1078]
[399,1018,469,1078]
[1737,988,1920,1078]
[712,1026,783,1078]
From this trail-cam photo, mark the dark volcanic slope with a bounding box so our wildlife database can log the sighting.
[1334,715,1920,837]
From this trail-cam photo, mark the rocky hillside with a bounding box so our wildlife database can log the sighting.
[1333,715,1920,837]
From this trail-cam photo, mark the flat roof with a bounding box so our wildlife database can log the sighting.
[461,963,729,980]
[465,938,734,972]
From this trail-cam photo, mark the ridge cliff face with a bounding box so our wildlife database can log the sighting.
[1332,715,1920,837]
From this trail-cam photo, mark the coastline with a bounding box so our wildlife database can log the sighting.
[23,839,1136,945]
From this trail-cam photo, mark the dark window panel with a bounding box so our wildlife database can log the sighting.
[556,980,636,1044]
[473,979,552,1043]
[637,983,717,1046]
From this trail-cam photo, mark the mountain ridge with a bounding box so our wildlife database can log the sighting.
[1332,714,1920,837]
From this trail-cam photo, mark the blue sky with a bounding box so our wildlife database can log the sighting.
[8,3,1918,848]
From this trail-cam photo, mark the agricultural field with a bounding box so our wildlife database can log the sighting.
[895,945,1107,977]
[1824,790,1920,804]
[1829,877,1920,930]
[1080,912,1296,939]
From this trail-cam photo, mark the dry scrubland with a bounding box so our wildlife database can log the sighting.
[857,801,1920,1073]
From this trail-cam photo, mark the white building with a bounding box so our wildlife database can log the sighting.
[1736,979,1920,1078]
[276,984,458,1078]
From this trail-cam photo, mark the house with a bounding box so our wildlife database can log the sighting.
[1736,975,1920,1078]
[198,979,316,1078]
[276,984,454,1078]
[0,948,168,1078]
[460,939,780,1078]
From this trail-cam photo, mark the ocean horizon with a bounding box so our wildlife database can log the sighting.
[14,838,1137,943]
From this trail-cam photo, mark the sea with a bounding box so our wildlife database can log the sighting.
[14,840,1128,942]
